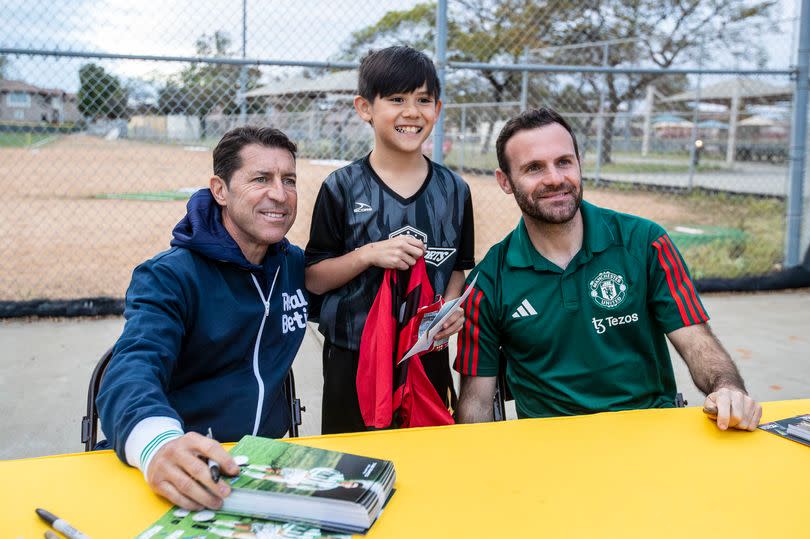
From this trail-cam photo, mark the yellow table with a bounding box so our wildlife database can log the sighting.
[3,400,809,539]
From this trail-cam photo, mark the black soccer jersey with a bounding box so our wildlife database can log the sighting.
[306,154,475,351]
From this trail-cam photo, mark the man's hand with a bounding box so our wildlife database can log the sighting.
[146,432,240,510]
[702,387,762,431]
[434,306,464,340]
[667,323,760,432]
[361,236,425,270]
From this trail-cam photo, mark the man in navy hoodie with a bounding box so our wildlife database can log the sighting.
[97,126,308,511]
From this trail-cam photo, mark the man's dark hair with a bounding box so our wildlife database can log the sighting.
[495,107,580,175]
[358,45,441,102]
[213,126,297,185]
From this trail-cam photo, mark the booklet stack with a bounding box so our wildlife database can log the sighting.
[758,413,810,447]
[136,436,396,537]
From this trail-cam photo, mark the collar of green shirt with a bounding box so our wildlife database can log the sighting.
[506,200,618,272]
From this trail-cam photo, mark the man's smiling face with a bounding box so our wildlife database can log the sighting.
[496,123,583,225]
[211,143,297,263]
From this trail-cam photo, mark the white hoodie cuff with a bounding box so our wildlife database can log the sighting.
[124,416,184,479]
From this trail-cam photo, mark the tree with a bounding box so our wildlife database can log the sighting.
[341,0,775,160]
[157,82,193,115]
[159,31,262,122]
[543,0,775,163]
[0,55,7,78]
[77,63,128,119]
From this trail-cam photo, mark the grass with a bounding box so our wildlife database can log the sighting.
[673,194,785,280]
[94,190,195,201]
[0,132,55,148]
[590,185,786,280]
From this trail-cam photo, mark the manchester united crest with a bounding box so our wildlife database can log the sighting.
[589,270,627,309]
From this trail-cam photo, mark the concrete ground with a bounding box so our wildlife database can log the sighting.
[2,289,809,461]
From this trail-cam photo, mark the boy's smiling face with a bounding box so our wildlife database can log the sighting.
[354,83,442,156]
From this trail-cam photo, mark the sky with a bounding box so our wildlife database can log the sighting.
[0,0,421,92]
[0,0,803,97]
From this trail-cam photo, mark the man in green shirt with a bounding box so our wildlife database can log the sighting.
[455,107,761,431]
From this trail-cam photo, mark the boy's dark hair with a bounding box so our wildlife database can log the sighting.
[357,45,441,101]
[213,126,297,185]
[496,107,580,175]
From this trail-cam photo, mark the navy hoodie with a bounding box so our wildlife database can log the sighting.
[97,189,308,463]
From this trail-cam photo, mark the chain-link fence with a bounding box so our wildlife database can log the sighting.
[0,0,807,308]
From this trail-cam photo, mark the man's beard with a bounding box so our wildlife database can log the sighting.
[510,177,583,225]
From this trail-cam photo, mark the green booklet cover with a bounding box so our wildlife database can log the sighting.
[758,413,810,447]
[136,436,396,536]
[222,436,395,533]
[135,508,351,538]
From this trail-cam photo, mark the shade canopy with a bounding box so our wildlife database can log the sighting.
[245,70,358,98]
[652,114,693,126]
[661,77,792,105]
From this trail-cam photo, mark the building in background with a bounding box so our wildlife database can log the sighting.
[0,79,80,124]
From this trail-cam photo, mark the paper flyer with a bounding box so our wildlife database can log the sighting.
[398,273,478,364]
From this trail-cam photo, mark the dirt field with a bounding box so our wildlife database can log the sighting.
[0,134,698,301]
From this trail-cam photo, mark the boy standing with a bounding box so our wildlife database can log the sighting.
[306,46,475,434]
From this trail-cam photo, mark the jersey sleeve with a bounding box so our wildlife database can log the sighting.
[453,271,500,377]
[97,258,189,462]
[305,178,346,266]
[454,188,476,270]
[647,228,710,333]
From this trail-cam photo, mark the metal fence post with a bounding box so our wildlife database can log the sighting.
[641,84,654,157]
[433,0,448,165]
[785,0,810,266]
[460,104,467,171]
[520,47,529,112]
[687,39,704,191]
[594,43,608,184]
[238,0,248,125]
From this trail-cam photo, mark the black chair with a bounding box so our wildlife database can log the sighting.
[492,350,512,421]
[81,347,304,452]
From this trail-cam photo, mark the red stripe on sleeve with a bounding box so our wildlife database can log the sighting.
[458,290,476,374]
[652,239,690,325]
[471,290,483,375]
[659,236,699,324]
[663,235,708,322]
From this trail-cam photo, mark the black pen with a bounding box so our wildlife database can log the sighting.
[35,508,92,539]
[206,427,221,482]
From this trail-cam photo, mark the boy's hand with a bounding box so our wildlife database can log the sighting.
[362,236,425,270]
[434,306,465,340]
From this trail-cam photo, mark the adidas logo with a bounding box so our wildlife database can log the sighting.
[511,298,538,319]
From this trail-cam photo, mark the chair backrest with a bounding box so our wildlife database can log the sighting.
[284,369,304,438]
[492,348,512,421]
[492,371,508,422]
[81,347,304,451]
[81,347,114,452]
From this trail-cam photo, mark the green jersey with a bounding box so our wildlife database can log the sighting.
[454,201,709,418]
